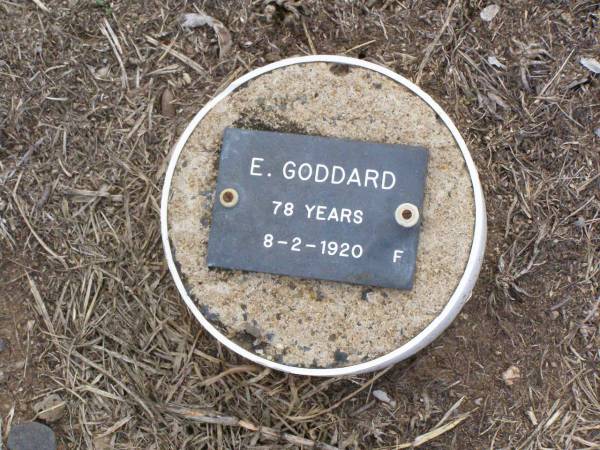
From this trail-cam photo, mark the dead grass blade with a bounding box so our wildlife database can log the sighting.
[166,404,340,450]
[415,0,460,84]
[287,365,394,422]
[99,19,128,89]
[69,349,156,420]
[11,192,66,266]
[145,35,205,75]
[409,413,472,447]
[26,274,55,336]
[198,364,260,387]
[30,0,49,12]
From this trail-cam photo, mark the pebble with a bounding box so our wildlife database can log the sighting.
[502,365,521,386]
[0,337,7,352]
[480,4,500,22]
[7,422,56,450]
[373,389,397,407]
[34,394,66,423]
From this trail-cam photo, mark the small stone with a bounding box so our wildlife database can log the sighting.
[550,310,560,320]
[95,66,110,79]
[502,365,521,386]
[487,55,506,69]
[526,409,538,425]
[7,422,56,450]
[264,4,276,21]
[334,349,348,363]
[161,88,176,118]
[34,394,66,423]
[361,289,374,302]
[373,389,397,407]
[574,216,585,228]
[243,323,262,339]
[0,337,7,352]
[480,4,500,22]
[580,57,600,75]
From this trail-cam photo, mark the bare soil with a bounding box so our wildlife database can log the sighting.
[0,0,598,449]
[0,251,49,433]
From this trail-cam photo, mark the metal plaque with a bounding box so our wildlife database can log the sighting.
[206,128,428,290]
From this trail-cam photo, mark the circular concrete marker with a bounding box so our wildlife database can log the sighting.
[162,55,486,376]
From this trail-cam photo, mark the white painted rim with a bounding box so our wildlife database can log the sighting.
[161,55,487,377]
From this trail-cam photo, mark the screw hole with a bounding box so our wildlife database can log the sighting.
[219,188,239,208]
[401,209,412,220]
[222,191,234,203]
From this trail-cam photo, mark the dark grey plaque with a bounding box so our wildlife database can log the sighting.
[206,128,428,289]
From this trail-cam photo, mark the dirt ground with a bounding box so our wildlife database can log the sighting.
[0,0,598,449]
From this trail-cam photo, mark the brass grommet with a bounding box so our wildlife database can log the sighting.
[395,203,419,227]
[219,188,239,208]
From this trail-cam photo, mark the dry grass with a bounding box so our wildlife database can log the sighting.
[0,0,598,448]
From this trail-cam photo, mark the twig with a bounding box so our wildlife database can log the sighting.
[0,138,43,185]
[100,19,128,89]
[27,274,56,336]
[287,365,394,421]
[96,416,133,439]
[537,48,575,97]
[516,400,564,449]
[166,405,339,450]
[199,365,259,387]
[145,35,205,75]
[11,192,67,266]
[504,195,518,238]
[70,349,156,419]
[375,412,473,449]
[343,40,377,54]
[62,186,123,202]
[433,396,465,428]
[415,0,460,84]
[31,0,49,12]
[302,18,316,54]
[406,412,472,448]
